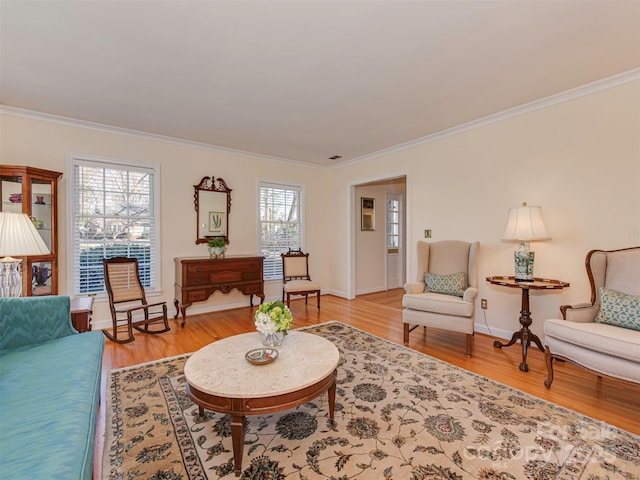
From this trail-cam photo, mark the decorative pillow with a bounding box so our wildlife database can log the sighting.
[594,287,640,331]
[424,272,466,297]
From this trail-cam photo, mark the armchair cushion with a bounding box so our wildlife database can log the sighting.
[403,292,474,317]
[545,318,640,363]
[595,287,640,331]
[424,272,465,297]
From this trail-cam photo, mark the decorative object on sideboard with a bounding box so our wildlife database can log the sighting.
[0,212,51,297]
[502,202,550,281]
[207,237,228,259]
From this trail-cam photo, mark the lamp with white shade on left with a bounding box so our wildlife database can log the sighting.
[0,212,51,297]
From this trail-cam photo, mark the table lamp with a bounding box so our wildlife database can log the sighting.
[0,212,51,297]
[502,202,550,281]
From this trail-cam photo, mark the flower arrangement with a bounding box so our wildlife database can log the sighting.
[254,301,293,336]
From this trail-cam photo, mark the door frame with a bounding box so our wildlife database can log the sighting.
[346,171,410,299]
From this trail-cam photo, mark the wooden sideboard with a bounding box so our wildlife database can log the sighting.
[174,255,265,326]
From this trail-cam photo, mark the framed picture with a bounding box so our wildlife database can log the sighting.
[361,197,375,231]
[208,211,227,235]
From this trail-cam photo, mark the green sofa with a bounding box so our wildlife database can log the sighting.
[0,296,104,480]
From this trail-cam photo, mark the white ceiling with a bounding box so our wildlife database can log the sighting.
[1,1,639,167]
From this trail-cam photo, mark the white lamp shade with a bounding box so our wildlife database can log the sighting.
[0,212,51,257]
[502,204,550,241]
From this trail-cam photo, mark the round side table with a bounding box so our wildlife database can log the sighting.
[486,276,569,372]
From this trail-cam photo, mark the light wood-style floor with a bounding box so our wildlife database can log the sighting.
[95,289,640,477]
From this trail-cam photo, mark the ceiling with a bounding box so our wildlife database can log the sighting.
[1,1,639,168]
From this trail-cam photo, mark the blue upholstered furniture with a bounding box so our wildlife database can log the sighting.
[0,296,104,480]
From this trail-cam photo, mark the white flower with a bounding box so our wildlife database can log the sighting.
[255,312,278,335]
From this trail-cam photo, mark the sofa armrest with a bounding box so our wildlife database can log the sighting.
[560,302,598,323]
[404,282,424,294]
[0,296,75,351]
[463,287,478,303]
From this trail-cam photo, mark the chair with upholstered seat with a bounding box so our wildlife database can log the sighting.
[544,247,640,388]
[103,257,171,343]
[281,248,321,309]
[403,240,479,357]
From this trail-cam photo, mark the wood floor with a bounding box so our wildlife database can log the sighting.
[95,289,640,477]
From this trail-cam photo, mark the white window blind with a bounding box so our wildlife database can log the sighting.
[70,157,160,295]
[259,181,304,280]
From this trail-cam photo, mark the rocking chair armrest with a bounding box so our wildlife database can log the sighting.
[114,301,167,315]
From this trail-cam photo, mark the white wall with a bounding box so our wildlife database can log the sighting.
[328,81,640,339]
[0,113,331,327]
[2,80,638,337]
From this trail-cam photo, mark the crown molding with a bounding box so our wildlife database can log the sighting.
[0,105,327,171]
[2,67,637,172]
[332,68,640,170]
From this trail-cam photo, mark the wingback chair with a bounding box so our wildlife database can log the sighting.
[544,247,640,388]
[403,240,479,357]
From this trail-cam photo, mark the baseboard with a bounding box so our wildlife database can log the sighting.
[474,322,511,340]
[355,286,388,295]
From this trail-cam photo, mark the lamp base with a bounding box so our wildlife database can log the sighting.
[514,242,535,282]
[0,257,23,297]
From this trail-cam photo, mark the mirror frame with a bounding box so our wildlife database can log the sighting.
[194,176,232,244]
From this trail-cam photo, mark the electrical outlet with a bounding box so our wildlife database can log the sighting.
[481,298,488,309]
[424,229,432,238]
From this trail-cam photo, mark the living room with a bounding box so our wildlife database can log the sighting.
[1,1,639,479]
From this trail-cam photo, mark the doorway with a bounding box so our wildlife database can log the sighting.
[351,175,407,297]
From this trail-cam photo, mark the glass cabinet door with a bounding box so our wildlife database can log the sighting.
[30,178,53,253]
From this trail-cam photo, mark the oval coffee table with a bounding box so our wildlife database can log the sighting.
[184,330,340,476]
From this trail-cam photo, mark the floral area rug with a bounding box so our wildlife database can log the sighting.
[102,321,640,479]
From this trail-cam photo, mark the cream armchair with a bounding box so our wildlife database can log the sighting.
[403,240,479,357]
[544,247,640,388]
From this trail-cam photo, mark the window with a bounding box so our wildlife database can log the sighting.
[68,156,160,295]
[387,198,400,252]
[259,181,303,280]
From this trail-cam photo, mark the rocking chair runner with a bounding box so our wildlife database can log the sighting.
[103,257,170,343]
[281,248,321,309]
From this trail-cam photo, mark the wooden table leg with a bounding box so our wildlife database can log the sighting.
[230,413,246,477]
[328,372,336,420]
[493,286,545,372]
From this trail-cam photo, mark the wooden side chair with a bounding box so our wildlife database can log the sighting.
[281,248,321,309]
[103,257,170,343]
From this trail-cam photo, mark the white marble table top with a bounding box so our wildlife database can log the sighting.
[184,330,340,399]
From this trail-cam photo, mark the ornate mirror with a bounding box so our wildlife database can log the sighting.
[194,176,232,244]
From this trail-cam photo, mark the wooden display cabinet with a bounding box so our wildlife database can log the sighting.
[0,165,63,296]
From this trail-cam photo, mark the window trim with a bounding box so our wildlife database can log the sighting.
[66,153,162,298]
[257,179,305,281]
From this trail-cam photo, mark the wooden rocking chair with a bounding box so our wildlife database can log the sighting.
[103,257,170,343]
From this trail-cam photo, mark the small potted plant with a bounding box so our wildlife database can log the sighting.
[207,237,228,259]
